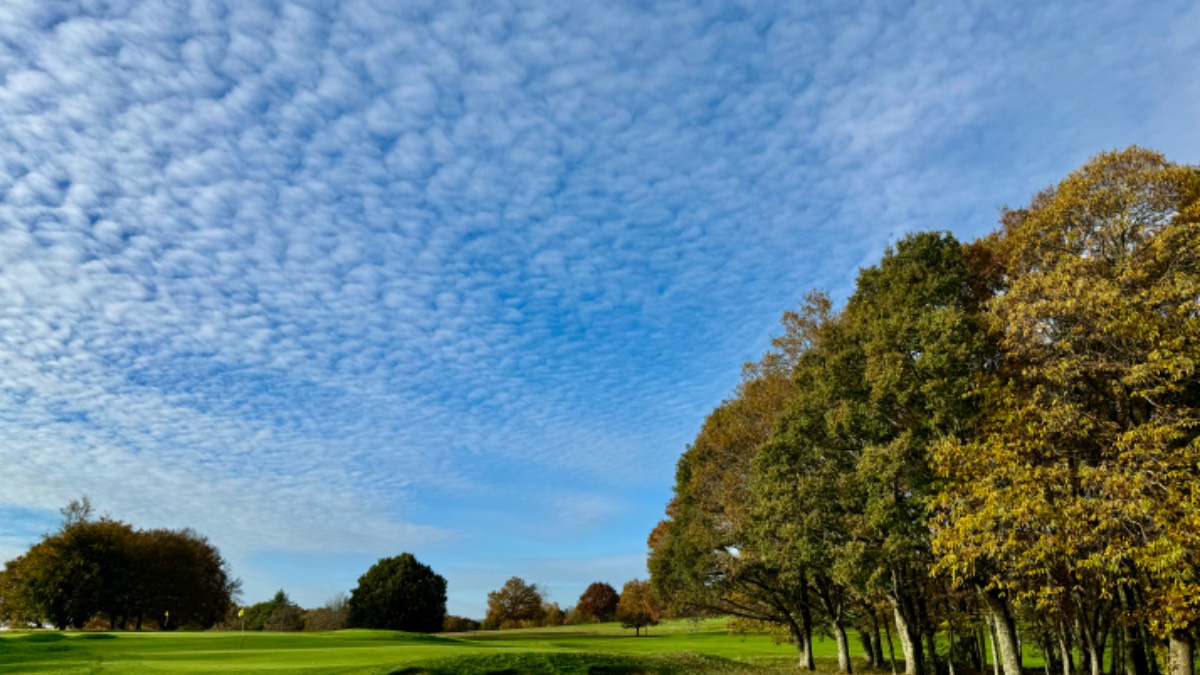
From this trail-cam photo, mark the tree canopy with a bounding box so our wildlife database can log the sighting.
[346,553,447,633]
[0,501,238,630]
[484,577,545,629]
[576,582,620,623]
[649,146,1200,675]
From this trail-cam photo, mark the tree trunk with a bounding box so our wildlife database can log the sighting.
[873,611,887,668]
[1169,632,1193,675]
[894,599,924,675]
[919,594,938,675]
[982,589,1023,675]
[801,599,816,671]
[884,610,899,675]
[788,614,815,671]
[1060,632,1074,675]
[988,617,1001,675]
[1119,585,1149,675]
[834,619,854,674]
[862,629,878,669]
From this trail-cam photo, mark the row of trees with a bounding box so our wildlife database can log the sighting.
[481,577,662,634]
[1,511,654,638]
[648,147,1200,675]
[0,499,238,629]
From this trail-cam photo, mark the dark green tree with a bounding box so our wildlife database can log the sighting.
[347,553,447,632]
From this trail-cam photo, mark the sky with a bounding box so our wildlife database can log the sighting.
[0,0,1197,619]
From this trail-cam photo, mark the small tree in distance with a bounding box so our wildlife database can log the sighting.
[484,577,545,629]
[615,579,662,636]
[347,553,446,632]
[576,582,619,622]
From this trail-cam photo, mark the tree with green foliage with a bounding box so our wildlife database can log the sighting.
[649,299,824,668]
[347,553,447,633]
[0,501,236,631]
[615,579,662,636]
[747,232,989,675]
[576,582,620,622]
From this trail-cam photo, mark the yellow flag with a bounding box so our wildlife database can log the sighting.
[238,608,245,617]
[164,610,169,618]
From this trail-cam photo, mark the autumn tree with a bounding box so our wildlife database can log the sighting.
[649,297,826,668]
[615,579,662,636]
[484,577,545,629]
[576,582,619,622]
[932,147,1200,675]
[346,553,447,632]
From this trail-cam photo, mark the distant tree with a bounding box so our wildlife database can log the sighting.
[442,614,481,632]
[347,553,447,632]
[542,602,565,626]
[576,582,619,622]
[263,590,304,631]
[304,593,349,632]
[615,579,662,636]
[484,577,545,629]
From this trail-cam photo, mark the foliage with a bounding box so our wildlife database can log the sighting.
[0,502,237,630]
[483,577,545,629]
[442,614,481,632]
[615,579,663,635]
[929,147,1200,672]
[303,593,349,632]
[576,582,620,622]
[648,297,825,660]
[652,146,1200,675]
[347,553,447,633]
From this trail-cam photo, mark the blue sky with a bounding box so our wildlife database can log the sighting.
[0,0,1197,619]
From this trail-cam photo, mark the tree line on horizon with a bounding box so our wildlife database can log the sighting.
[0,507,660,636]
[648,147,1200,675]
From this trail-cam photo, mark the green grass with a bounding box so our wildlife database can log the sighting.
[0,619,844,674]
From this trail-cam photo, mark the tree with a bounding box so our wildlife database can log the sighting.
[442,614,481,631]
[615,579,662,636]
[304,593,349,632]
[0,502,236,630]
[132,528,238,630]
[931,147,1200,675]
[347,553,447,633]
[648,297,825,668]
[484,577,545,629]
[576,582,619,622]
[255,590,303,631]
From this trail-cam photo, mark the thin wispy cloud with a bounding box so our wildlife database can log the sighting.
[1,0,1197,616]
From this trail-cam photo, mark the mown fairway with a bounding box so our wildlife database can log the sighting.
[0,619,856,674]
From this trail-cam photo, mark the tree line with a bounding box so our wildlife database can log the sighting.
[0,498,238,630]
[647,147,1200,675]
[0,507,660,636]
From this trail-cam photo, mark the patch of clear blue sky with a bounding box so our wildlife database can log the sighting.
[0,0,1198,619]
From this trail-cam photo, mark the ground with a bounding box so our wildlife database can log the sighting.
[0,618,865,674]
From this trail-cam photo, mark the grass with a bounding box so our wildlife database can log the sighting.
[0,619,845,674]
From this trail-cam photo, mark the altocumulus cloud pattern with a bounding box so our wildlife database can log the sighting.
[0,0,1197,616]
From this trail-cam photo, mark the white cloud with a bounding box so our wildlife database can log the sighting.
[0,0,1196,612]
